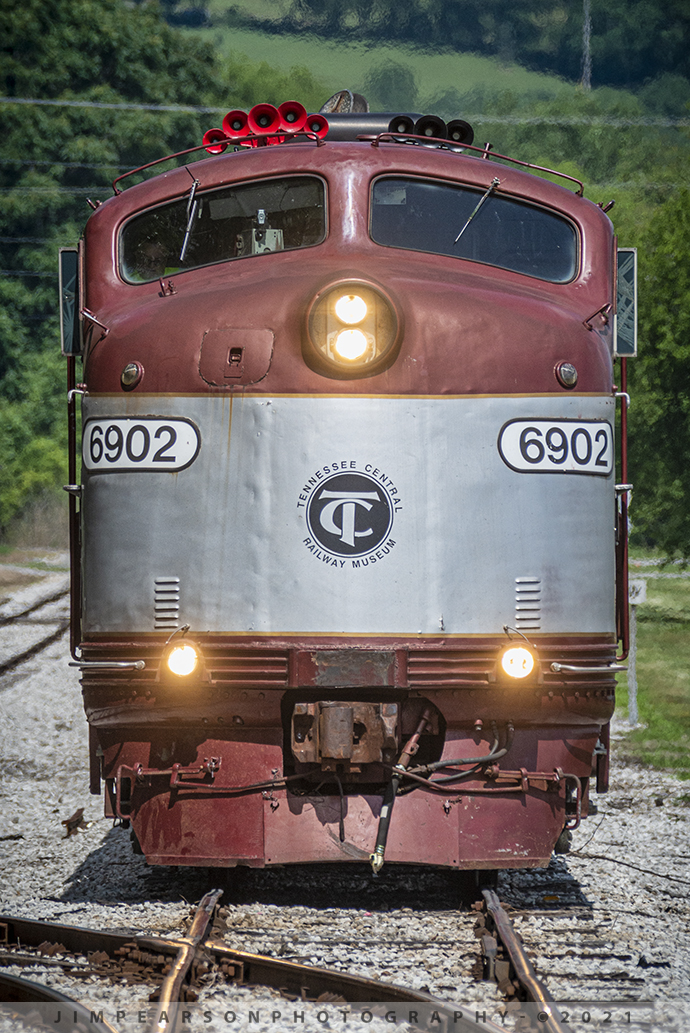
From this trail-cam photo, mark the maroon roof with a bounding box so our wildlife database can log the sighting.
[82,140,615,396]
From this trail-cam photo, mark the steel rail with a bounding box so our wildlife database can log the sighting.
[0,620,70,676]
[0,581,70,675]
[0,971,119,1033]
[0,912,505,1033]
[147,889,222,1032]
[0,585,70,627]
[482,889,569,1033]
[0,911,445,1003]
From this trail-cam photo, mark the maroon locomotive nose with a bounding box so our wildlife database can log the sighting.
[64,95,623,874]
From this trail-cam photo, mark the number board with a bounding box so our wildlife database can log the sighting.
[498,419,613,475]
[615,247,637,357]
[83,417,200,472]
[59,247,80,356]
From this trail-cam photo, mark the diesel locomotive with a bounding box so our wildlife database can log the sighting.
[59,97,636,872]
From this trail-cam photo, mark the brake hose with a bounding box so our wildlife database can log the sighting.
[369,707,433,874]
[418,721,515,783]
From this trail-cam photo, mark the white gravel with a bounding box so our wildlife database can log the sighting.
[1,569,689,1033]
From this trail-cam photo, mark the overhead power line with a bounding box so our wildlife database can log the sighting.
[0,96,224,113]
[0,269,56,277]
[0,187,104,194]
[468,113,690,128]
[0,158,135,170]
[0,96,689,128]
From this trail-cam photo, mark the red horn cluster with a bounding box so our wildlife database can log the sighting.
[222,109,250,138]
[202,102,328,153]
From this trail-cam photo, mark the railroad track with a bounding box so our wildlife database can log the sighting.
[0,880,671,1033]
[0,972,119,1033]
[0,892,505,1033]
[0,580,70,676]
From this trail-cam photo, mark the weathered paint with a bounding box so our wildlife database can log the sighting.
[76,136,618,869]
[81,394,615,636]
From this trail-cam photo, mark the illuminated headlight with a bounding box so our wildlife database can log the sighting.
[167,643,199,677]
[334,293,367,325]
[333,328,371,360]
[305,280,401,378]
[500,646,535,679]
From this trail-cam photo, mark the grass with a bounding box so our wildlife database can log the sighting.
[0,549,68,591]
[0,550,69,571]
[615,562,690,779]
[3,493,68,552]
[186,21,579,112]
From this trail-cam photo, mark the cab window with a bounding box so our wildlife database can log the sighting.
[120,175,326,283]
[371,177,577,283]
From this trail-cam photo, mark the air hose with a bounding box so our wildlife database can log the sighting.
[412,721,515,784]
[369,720,515,872]
[370,707,433,874]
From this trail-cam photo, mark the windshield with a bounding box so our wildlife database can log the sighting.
[120,175,326,283]
[371,177,577,283]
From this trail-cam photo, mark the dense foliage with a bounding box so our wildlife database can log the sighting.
[627,188,690,558]
[0,0,221,529]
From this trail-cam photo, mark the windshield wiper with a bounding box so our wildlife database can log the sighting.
[179,177,200,262]
[453,176,500,246]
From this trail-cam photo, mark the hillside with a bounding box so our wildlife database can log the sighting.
[189,23,577,111]
[175,0,690,90]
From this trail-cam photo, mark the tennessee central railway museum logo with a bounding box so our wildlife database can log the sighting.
[298,464,401,568]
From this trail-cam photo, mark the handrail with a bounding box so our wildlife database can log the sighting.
[616,359,630,660]
[550,662,627,673]
[367,132,585,194]
[69,660,146,670]
[112,130,324,193]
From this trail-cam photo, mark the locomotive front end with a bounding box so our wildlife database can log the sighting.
[63,114,627,871]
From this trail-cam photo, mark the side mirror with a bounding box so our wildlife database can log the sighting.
[615,247,637,357]
[59,247,82,356]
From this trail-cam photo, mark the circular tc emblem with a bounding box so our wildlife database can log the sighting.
[306,472,394,558]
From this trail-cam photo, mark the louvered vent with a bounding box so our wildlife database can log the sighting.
[515,576,541,630]
[154,577,180,630]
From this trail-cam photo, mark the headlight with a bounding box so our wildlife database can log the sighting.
[333,328,370,360]
[500,646,535,680]
[304,280,401,378]
[167,643,199,677]
[334,293,367,325]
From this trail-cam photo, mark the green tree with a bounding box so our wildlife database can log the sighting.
[0,0,229,533]
[364,61,419,111]
[627,186,690,557]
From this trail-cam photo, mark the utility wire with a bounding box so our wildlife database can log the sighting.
[0,96,224,113]
[0,158,136,170]
[0,187,106,194]
[0,96,689,127]
[0,269,56,277]
[471,113,690,127]
[0,236,52,243]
